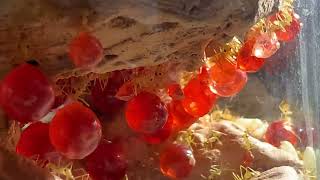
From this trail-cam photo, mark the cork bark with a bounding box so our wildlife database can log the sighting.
[0,0,277,79]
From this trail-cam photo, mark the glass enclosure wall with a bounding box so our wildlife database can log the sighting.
[297,0,320,177]
[220,0,320,177]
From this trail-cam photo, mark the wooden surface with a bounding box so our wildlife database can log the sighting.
[0,0,277,79]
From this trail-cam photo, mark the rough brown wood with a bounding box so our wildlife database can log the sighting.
[0,146,53,180]
[0,0,277,79]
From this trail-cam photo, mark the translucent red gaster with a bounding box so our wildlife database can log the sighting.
[142,114,173,144]
[49,102,102,159]
[125,91,168,134]
[85,139,127,180]
[264,120,297,147]
[198,66,211,83]
[211,70,247,97]
[208,58,248,97]
[269,12,302,42]
[252,32,280,59]
[115,81,135,101]
[69,32,103,68]
[16,122,54,158]
[169,100,197,132]
[0,64,54,124]
[160,144,195,179]
[91,71,127,118]
[208,56,238,85]
[182,77,217,118]
[237,39,265,73]
[167,83,184,100]
[52,95,68,109]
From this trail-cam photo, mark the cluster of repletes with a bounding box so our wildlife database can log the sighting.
[0,33,124,180]
[0,63,103,158]
[0,6,303,180]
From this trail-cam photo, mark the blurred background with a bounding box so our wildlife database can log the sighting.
[219,0,320,177]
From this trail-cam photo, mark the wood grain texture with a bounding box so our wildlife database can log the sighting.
[0,0,278,79]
